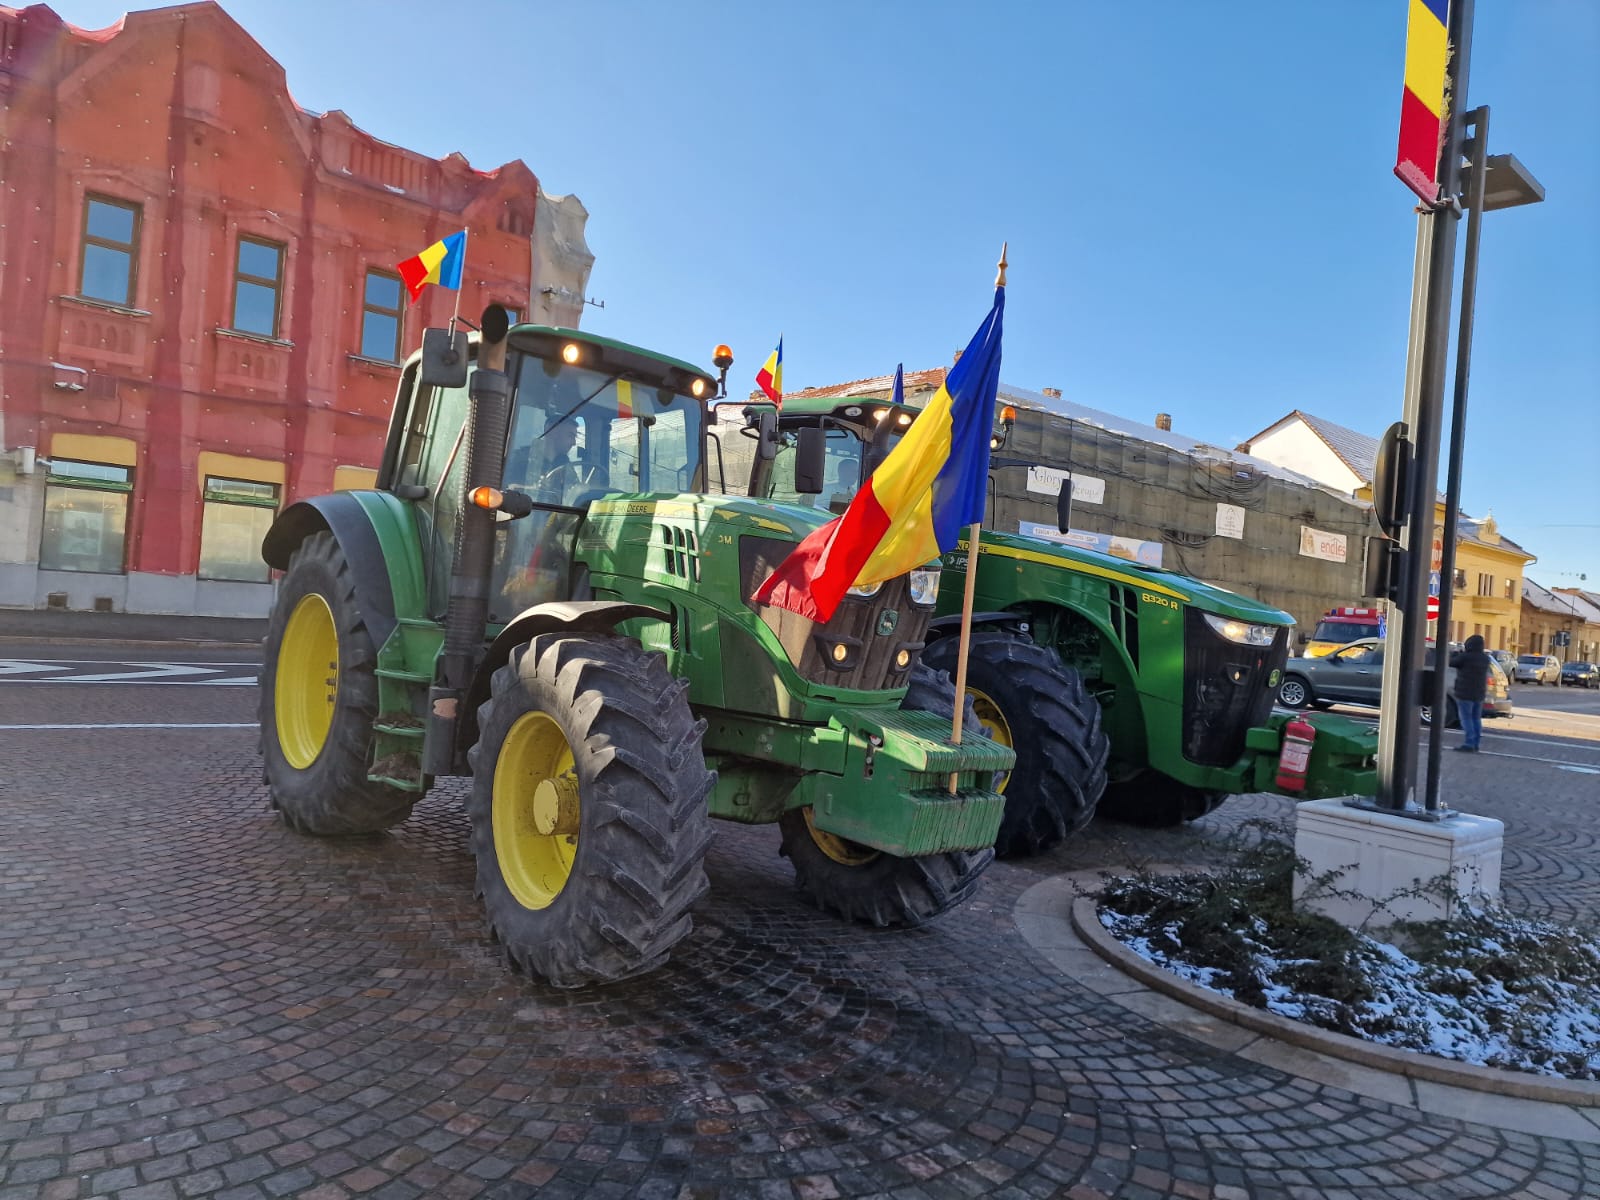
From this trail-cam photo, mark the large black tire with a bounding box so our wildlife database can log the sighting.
[259,532,415,835]
[1097,770,1227,827]
[778,808,992,928]
[922,630,1110,857]
[466,634,715,987]
[899,661,984,754]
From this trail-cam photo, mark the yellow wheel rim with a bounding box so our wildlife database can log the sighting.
[493,711,579,909]
[967,687,1014,794]
[802,807,879,867]
[275,593,338,769]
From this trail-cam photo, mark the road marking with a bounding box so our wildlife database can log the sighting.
[69,663,223,682]
[1474,746,1600,770]
[1555,764,1600,776]
[0,661,64,676]
[0,659,257,686]
[0,722,257,730]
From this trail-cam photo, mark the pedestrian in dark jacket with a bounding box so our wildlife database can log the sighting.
[1451,634,1491,752]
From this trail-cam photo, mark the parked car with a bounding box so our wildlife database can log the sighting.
[1513,654,1562,685]
[1560,661,1600,689]
[1488,649,1517,681]
[1484,659,1513,718]
[1277,639,1511,726]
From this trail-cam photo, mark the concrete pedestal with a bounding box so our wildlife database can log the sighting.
[1293,798,1504,930]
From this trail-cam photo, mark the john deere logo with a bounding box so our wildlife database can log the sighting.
[876,610,899,636]
[1269,668,1282,688]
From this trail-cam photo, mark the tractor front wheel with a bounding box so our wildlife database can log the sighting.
[467,634,715,987]
[779,808,992,928]
[923,630,1109,857]
[259,532,415,835]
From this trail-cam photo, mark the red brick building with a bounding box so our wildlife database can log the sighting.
[0,1,592,616]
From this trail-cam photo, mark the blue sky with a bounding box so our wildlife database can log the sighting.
[60,1,1600,586]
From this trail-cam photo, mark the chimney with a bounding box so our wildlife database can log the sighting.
[952,349,962,364]
[1042,387,1061,400]
[1155,413,1172,431]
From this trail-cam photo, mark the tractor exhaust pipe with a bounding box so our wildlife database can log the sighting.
[425,304,513,775]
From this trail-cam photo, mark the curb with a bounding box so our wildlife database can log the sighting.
[1069,894,1600,1109]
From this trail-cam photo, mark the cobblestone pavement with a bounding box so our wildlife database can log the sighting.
[3,686,1599,1198]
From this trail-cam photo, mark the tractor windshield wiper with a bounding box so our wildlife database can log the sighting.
[540,373,625,440]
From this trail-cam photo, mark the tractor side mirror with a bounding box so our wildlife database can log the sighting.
[1056,477,1074,535]
[419,326,468,388]
[754,409,780,461]
[794,427,826,494]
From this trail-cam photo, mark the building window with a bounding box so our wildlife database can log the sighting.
[1453,568,1467,591]
[1504,578,1515,600]
[360,270,405,361]
[232,236,284,337]
[198,476,279,583]
[79,195,141,306]
[40,459,133,574]
[1476,572,1493,597]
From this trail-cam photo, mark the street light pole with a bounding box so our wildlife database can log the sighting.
[1379,0,1474,812]
[1424,105,1490,813]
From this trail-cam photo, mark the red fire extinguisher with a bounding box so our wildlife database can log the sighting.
[1275,716,1317,793]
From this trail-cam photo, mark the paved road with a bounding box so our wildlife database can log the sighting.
[2,641,1598,1199]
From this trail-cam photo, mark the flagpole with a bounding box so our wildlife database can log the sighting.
[949,242,1007,795]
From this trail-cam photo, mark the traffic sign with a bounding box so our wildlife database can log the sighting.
[1429,570,1441,598]
[1426,595,1440,620]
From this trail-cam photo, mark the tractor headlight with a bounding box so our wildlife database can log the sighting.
[1203,612,1278,647]
[847,581,883,599]
[908,566,941,607]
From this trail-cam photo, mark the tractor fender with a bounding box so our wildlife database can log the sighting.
[926,611,1031,641]
[261,492,426,647]
[461,600,673,752]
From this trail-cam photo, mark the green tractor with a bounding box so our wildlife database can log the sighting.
[724,394,1378,855]
[258,308,1013,987]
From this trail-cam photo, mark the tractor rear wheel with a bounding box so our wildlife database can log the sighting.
[779,808,992,928]
[1097,770,1228,827]
[259,532,415,835]
[923,630,1109,857]
[467,633,715,987]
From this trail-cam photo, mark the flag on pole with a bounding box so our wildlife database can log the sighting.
[1394,0,1450,203]
[755,336,783,406]
[397,230,468,301]
[753,287,1004,622]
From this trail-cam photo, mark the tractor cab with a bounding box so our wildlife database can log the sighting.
[380,324,715,623]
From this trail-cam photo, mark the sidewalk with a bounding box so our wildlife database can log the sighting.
[0,606,266,646]
[1014,871,1600,1145]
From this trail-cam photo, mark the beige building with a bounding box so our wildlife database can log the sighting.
[1522,583,1600,663]
[1241,411,1536,650]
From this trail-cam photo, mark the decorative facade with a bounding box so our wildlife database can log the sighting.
[0,2,593,616]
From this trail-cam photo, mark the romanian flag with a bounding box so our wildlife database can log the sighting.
[397,230,467,302]
[1395,0,1450,204]
[754,287,1003,622]
[755,337,783,406]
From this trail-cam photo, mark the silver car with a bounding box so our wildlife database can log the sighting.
[1513,654,1561,685]
[1277,639,1512,726]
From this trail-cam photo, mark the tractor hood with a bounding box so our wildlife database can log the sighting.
[970,529,1295,626]
[586,493,830,543]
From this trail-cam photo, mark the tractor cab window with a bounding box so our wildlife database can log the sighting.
[505,359,702,502]
[493,356,705,621]
[769,425,860,511]
[395,373,472,617]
